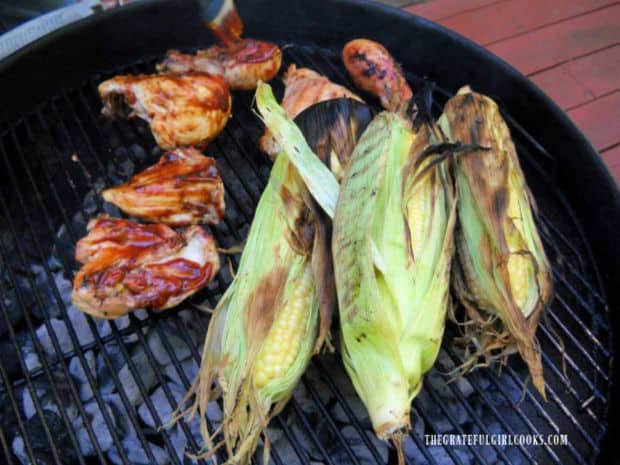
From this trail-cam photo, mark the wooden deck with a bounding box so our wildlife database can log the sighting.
[378,0,620,183]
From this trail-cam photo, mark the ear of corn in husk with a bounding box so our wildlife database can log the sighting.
[438,86,553,399]
[331,112,457,447]
[178,83,375,465]
[258,78,458,447]
[255,82,379,347]
[181,147,325,464]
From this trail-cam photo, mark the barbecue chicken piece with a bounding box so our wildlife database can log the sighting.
[259,65,363,159]
[342,38,413,114]
[158,39,282,90]
[98,72,231,150]
[102,148,225,226]
[72,216,219,319]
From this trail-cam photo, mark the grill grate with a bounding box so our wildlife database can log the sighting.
[0,42,612,465]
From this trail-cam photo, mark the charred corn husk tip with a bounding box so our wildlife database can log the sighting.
[439,86,553,399]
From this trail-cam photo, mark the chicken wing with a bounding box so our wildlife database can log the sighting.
[158,39,282,91]
[98,72,231,150]
[342,39,413,114]
[259,64,363,159]
[73,216,219,318]
[102,148,225,226]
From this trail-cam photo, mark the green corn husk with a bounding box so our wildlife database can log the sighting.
[177,84,374,465]
[332,113,457,447]
[257,80,457,451]
[438,86,553,398]
[179,148,324,464]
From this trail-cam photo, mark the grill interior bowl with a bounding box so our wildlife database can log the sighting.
[0,1,618,464]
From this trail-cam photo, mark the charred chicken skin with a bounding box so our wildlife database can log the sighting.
[259,64,363,158]
[158,39,282,91]
[102,148,225,226]
[98,72,231,150]
[72,216,220,319]
[342,39,413,114]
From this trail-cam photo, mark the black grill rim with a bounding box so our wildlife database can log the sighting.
[0,1,618,464]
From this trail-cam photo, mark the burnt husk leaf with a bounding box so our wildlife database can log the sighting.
[294,98,375,173]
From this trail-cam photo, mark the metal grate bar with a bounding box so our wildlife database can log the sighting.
[537,226,606,326]
[548,298,609,379]
[23,101,170,465]
[0,227,115,465]
[0,427,15,465]
[72,77,262,463]
[95,63,361,465]
[223,121,271,183]
[537,329,604,418]
[539,308,607,392]
[433,364,514,464]
[44,99,190,465]
[12,130,158,465]
[299,376,366,465]
[0,133,115,465]
[287,43,610,464]
[412,403,468,465]
[205,64,520,458]
[147,318,235,465]
[313,358,407,465]
[0,361,36,465]
[289,399,338,465]
[538,216,587,278]
[441,348,538,464]
[537,311,606,404]
[274,415,313,465]
[501,363,594,463]
[551,273,610,338]
[51,91,227,465]
[539,217,606,305]
[57,87,216,462]
[551,192,609,305]
[63,80,308,461]
[0,42,611,465]
[444,325,567,464]
[21,113,119,464]
[0,189,118,465]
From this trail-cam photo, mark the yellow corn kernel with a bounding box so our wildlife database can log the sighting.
[507,254,530,308]
[506,186,530,308]
[253,267,313,388]
[407,171,428,257]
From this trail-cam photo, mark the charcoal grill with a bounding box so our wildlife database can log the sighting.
[0,1,618,464]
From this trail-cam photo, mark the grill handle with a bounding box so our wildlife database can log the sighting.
[0,1,100,61]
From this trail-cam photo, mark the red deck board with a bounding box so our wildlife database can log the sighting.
[529,45,620,109]
[602,145,620,166]
[402,1,620,181]
[439,0,618,46]
[487,4,620,75]
[601,146,620,182]
[404,0,501,21]
[567,92,620,151]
